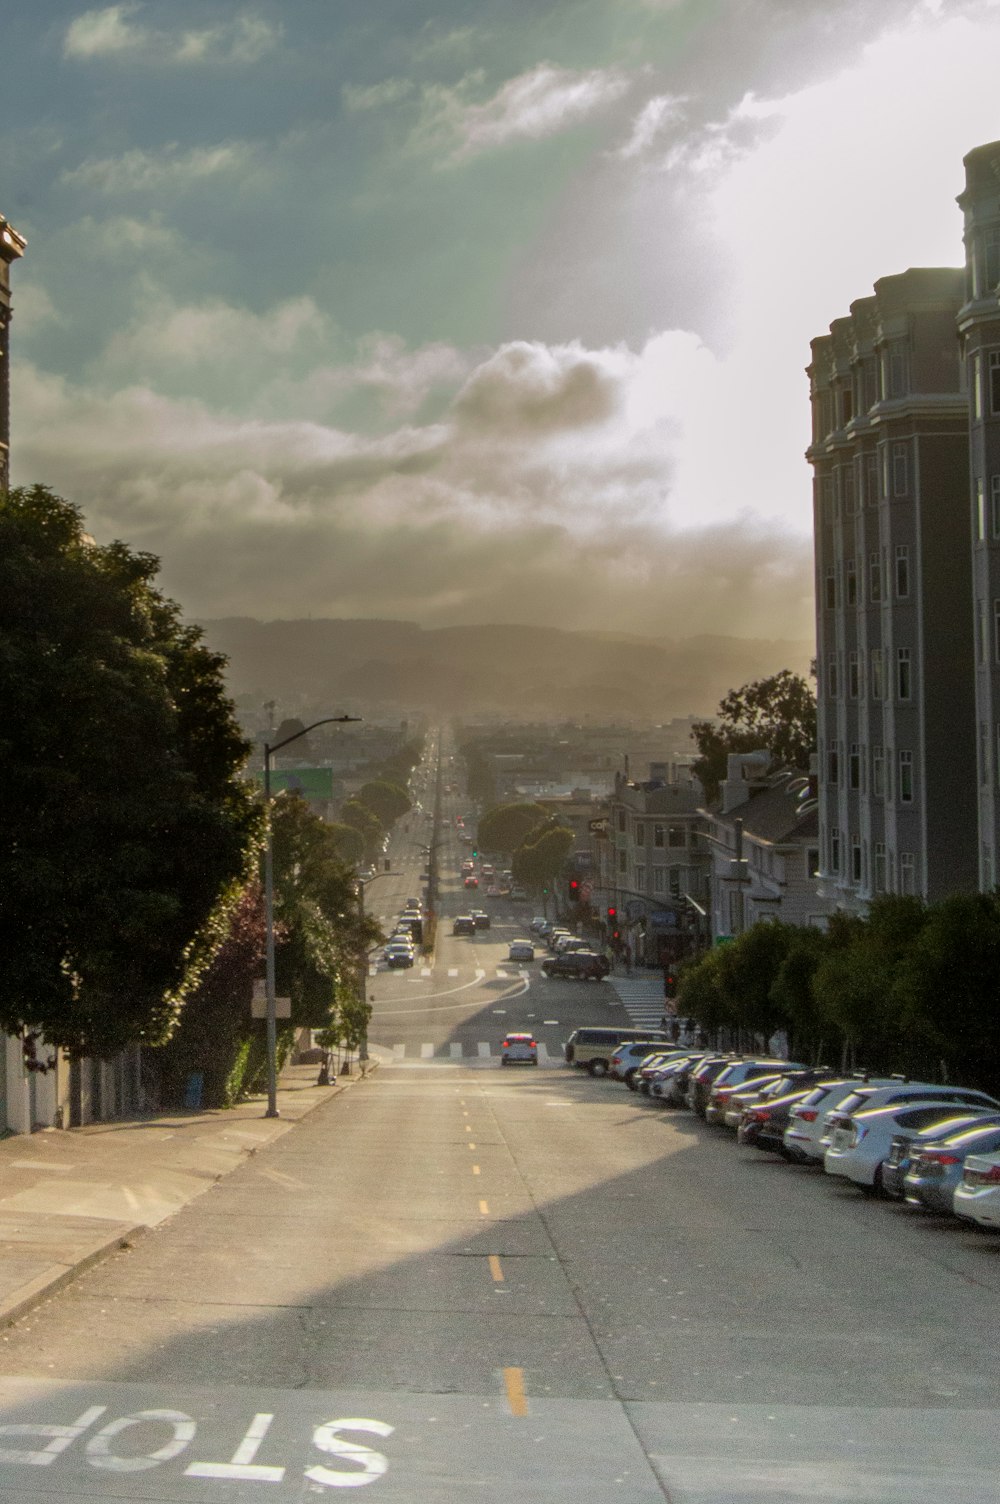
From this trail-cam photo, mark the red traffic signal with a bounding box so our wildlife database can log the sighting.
[568,878,580,900]
[606,905,617,920]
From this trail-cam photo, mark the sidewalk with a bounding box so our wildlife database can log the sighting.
[0,1060,374,1328]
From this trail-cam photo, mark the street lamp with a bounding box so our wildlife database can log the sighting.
[262,714,361,1118]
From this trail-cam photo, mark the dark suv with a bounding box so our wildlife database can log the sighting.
[541,950,610,980]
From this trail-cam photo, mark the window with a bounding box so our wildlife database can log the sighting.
[881,445,890,499]
[897,647,911,701]
[617,851,626,873]
[841,388,854,426]
[991,351,1000,415]
[827,654,840,698]
[653,824,664,848]
[892,442,909,497]
[977,478,987,542]
[848,652,860,699]
[866,453,879,508]
[974,353,983,421]
[992,476,1000,539]
[985,227,1000,291]
[870,551,882,602]
[899,750,914,803]
[981,723,990,785]
[822,474,836,522]
[825,568,836,610]
[634,865,646,890]
[849,743,861,790]
[900,851,916,895]
[617,810,626,832]
[978,598,989,664]
[828,740,839,785]
[871,648,884,700]
[843,466,856,514]
[851,838,862,883]
[874,843,887,894]
[807,847,820,879]
[668,869,681,898]
[668,825,686,848]
[635,823,645,846]
[888,344,908,398]
[830,827,841,873]
[872,746,885,798]
[653,867,666,893]
[846,559,857,605]
[895,545,910,599]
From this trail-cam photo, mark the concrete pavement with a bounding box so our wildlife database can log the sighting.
[0,1060,374,1328]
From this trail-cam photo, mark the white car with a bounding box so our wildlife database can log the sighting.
[508,940,535,963]
[824,1101,996,1189]
[783,1078,873,1162]
[529,917,548,933]
[818,1080,1000,1150]
[953,1150,1000,1227]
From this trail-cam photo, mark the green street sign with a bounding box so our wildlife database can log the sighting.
[260,767,334,799]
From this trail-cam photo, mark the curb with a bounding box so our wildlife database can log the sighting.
[0,1224,150,1329]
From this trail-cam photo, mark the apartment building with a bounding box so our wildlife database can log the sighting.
[0,213,26,493]
[808,266,977,908]
[958,142,1000,887]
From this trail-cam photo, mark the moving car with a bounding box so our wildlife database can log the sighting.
[452,915,476,935]
[510,885,528,900]
[384,941,415,969]
[508,939,535,962]
[541,950,611,981]
[470,909,490,929]
[464,875,479,888]
[564,1026,670,1076]
[501,1032,538,1066]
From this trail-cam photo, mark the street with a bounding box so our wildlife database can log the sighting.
[0,779,998,1500]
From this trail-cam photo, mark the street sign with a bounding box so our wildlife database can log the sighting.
[251,980,291,1018]
[258,768,334,799]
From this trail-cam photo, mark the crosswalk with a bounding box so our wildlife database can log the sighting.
[386,1040,563,1066]
[607,973,668,1030]
[371,963,528,978]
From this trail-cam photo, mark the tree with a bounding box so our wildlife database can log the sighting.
[692,669,816,801]
[0,486,261,1057]
[357,779,411,828]
[716,922,795,1046]
[770,926,831,1063]
[512,824,574,894]
[812,898,927,1073]
[478,802,549,855]
[340,798,383,861]
[325,822,365,866]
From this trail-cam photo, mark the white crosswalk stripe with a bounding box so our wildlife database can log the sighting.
[379,1041,565,1066]
[420,1042,434,1059]
[477,1042,490,1058]
[449,1042,462,1059]
[608,975,667,1030]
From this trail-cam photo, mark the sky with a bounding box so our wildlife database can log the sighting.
[4,0,1000,644]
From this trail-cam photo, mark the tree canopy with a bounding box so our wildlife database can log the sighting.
[692,669,816,802]
[0,486,261,1056]
[356,779,411,828]
[477,802,550,855]
[511,824,574,894]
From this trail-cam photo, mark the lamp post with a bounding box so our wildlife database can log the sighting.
[263,714,361,1118]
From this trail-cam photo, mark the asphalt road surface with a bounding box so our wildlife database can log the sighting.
[0,766,998,1500]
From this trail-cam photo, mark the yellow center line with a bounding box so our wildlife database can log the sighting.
[479,1199,490,1215]
[488,1254,504,1283]
[465,1125,472,1133]
[468,1142,476,1150]
[472,1164,481,1175]
[503,1367,528,1417]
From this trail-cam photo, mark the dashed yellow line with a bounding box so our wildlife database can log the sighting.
[488,1254,504,1283]
[472,1164,481,1175]
[503,1367,528,1417]
[479,1199,490,1215]
[468,1142,476,1150]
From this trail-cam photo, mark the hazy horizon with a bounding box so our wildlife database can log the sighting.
[7,1,1000,642]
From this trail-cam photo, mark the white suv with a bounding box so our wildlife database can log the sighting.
[819,1081,1000,1150]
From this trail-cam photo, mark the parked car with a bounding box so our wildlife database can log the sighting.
[552,933,586,953]
[508,939,535,962]
[541,950,611,981]
[818,1081,1000,1152]
[783,1079,874,1164]
[687,1056,740,1115]
[609,1043,674,1087]
[529,916,548,933]
[638,1051,701,1097]
[736,1088,816,1152]
[903,1119,1000,1213]
[546,929,573,951]
[564,1026,670,1077]
[501,1032,538,1066]
[952,1150,1000,1228]
[452,915,476,935]
[650,1053,709,1105]
[879,1112,994,1199]
[825,1102,997,1191]
[705,1060,797,1126]
[722,1067,838,1131]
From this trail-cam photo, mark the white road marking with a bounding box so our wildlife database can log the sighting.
[536,1043,550,1062]
[496,969,509,979]
[478,1043,490,1058]
[543,1019,559,1025]
[420,1043,434,1059]
[449,1043,462,1059]
[448,968,458,977]
[421,966,432,977]
[392,1044,405,1059]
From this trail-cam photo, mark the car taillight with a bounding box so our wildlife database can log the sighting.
[968,1163,1000,1184]
[502,1041,509,1049]
[750,1106,771,1122]
[529,1040,536,1048]
[797,1109,819,1122]
[713,1090,731,1104]
[923,1151,961,1166]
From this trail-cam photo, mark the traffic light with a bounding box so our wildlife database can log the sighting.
[663,970,677,1000]
[606,905,617,921]
[472,847,478,858]
[568,878,580,902]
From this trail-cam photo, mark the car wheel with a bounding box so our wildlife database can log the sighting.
[588,1059,608,1077]
[625,1071,638,1091]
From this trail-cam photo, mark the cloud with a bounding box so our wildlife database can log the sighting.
[342,78,414,113]
[63,4,281,65]
[417,63,635,161]
[60,141,259,194]
[451,342,622,434]
[616,93,687,159]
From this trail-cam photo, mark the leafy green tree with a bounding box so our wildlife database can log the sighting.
[340,798,383,861]
[478,802,549,855]
[770,926,831,1063]
[357,779,411,827]
[812,898,927,1073]
[325,822,365,866]
[512,824,574,894]
[716,922,795,1045]
[676,947,729,1035]
[692,669,816,801]
[0,485,261,1057]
